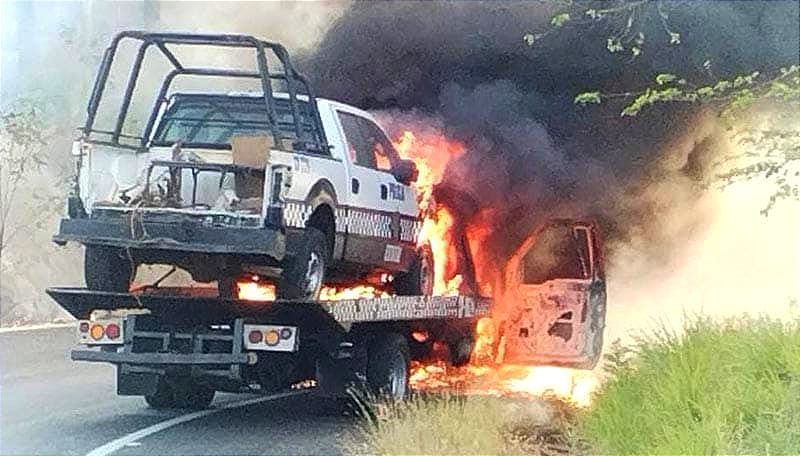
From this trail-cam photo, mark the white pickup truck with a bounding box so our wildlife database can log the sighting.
[54,31,431,300]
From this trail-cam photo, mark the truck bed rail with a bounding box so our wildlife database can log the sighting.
[46,287,491,326]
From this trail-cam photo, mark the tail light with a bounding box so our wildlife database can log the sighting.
[78,319,124,345]
[105,323,121,340]
[243,324,298,352]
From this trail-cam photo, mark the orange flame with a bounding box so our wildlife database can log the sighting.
[234,127,600,406]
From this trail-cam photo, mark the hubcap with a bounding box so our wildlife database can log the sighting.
[303,251,324,298]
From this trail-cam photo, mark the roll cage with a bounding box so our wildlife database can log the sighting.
[83,31,328,153]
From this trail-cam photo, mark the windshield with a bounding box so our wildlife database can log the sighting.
[152,95,322,148]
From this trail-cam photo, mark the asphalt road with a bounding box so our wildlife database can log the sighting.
[0,326,358,456]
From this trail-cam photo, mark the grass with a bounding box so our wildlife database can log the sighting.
[349,315,800,455]
[347,393,578,455]
[580,315,800,455]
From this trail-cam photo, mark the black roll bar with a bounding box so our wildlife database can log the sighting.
[84,31,327,152]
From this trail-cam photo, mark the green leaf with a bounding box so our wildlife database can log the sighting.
[574,91,602,105]
[655,74,677,85]
[550,13,571,27]
[696,87,715,98]
[631,47,641,58]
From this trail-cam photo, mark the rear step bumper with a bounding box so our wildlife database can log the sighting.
[53,216,285,257]
[71,349,250,365]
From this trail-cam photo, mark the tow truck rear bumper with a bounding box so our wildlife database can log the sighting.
[71,350,251,365]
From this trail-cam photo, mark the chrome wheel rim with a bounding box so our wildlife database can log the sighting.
[303,251,324,298]
[388,352,407,400]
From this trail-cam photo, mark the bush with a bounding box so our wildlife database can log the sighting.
[580,316,800,455]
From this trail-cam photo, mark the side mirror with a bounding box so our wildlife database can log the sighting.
[392,159,418,185]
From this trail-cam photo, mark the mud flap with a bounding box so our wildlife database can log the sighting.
[117,368,159,396]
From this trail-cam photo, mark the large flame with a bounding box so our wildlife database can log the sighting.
[235,128,600,406]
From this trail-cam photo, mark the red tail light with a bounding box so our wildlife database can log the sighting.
[105,323,121,340]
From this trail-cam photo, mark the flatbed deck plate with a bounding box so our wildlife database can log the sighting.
[46,287,492,325]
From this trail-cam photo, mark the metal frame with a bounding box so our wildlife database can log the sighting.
[83,31,328,152]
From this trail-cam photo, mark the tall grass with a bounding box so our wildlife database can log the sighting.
[347,393,575,455]
[580,315,800,455]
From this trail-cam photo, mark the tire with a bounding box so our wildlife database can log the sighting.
[277,227,328,300]
[171,380,215,410]
[366,333,410,401]
[144,376,215,410]
[84,245,133,293]
[144,376,176,410]
[395,245,433,296]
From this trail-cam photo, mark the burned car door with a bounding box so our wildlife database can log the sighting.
[498,220,606,369]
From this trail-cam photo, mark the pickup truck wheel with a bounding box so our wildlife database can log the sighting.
[367,333,410,401]
[84,245,132,293]
[395,245,433,296]
[277,227,328,300]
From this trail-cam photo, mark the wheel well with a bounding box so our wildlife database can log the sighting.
[306,204,335,257]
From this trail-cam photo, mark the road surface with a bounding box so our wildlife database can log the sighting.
[0,326,358,455]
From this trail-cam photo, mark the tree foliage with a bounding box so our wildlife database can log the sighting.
[526,1,800,214]
[0,107,54,259]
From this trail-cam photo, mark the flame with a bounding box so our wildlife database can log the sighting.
[408,361,597,407]
[393,130,465,213]
[235,277,389,302]
[319,285,388,300]
[394,131,470,295]
[236,127,600,406]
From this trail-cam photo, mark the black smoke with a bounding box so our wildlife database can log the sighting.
[299,1,800,282]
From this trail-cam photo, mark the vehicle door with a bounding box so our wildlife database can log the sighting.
[331,108,403,265]
[498,220,606,369]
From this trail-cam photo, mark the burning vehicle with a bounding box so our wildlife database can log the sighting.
[47,31,606,409]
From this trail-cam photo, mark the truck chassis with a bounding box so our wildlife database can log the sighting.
[48,287,489,407]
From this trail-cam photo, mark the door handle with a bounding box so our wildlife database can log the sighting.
[351,178,360,194]
[380,184,388,200]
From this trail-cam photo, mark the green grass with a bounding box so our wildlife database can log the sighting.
[349,315,799,455]
[580,315,800,455]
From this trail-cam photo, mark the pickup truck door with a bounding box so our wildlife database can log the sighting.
[331,109,404,266]
[498,221,606,369]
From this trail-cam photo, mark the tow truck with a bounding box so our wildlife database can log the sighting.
[48,32,607,409]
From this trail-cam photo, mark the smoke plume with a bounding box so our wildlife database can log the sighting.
[301,1,799,288]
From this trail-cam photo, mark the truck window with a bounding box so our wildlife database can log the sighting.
[337,112,398,172]
[153,95,324,150]
[520,224,590,284]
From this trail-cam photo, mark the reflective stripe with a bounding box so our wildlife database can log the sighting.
[283,200,412,241]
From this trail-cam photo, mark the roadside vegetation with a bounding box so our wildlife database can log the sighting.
[348,393,579,455]
[353,315,800,455]
[582,315,800,455]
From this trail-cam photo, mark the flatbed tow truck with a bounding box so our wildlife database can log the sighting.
[47,31,606,409]
[47,288,490,408]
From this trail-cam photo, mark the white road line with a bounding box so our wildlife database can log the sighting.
[0,322,76,334]
[85,390,308,456]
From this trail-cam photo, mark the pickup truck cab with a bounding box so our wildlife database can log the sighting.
[54,32,431,300]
